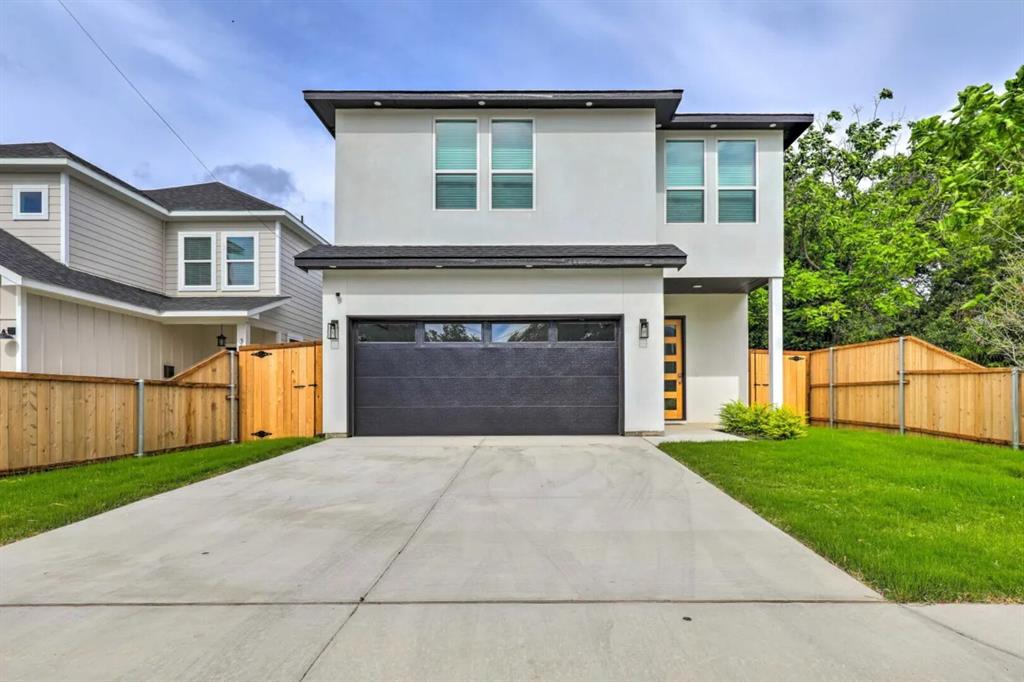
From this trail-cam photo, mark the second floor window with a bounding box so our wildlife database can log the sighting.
[665,140,704,223]
[13,185,48,220]
[181,234,214,290]
[435,119,478,210]
[491,119,534,210]
[223,233,258,289]
[718,140,757,223]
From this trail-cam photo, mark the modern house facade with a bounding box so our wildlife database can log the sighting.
[0,143,326,379]
[297,91,811,436]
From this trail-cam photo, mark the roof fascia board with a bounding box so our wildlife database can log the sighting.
[0,266,23,284]
[167,210,327,245]
[19,278,287,320]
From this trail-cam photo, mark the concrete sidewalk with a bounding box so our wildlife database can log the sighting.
[1,436,1020,681]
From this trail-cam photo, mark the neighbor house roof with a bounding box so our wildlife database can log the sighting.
[294,244,688,270]
[0,228,287,317]
[303,89,685,134]
[662,113,814,148]
[144,182,280,212]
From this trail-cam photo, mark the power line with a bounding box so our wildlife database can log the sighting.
[57,0,216,183]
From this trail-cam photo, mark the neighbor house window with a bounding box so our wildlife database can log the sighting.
[435,120,478,209]
[665,140,704,222]
[179,233,215,290]
[491,120,534,210]
[717,140,756,223]
[12,185,48,220]
[222,233,258,289]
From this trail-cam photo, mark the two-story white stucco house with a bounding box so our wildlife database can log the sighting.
[296,90,811,436]
[0,143,326,379]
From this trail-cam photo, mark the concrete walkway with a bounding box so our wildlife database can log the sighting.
[1,436,1020,681]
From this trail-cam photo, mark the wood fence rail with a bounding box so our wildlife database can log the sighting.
[0,365,232,474]
[751,336,1022,448]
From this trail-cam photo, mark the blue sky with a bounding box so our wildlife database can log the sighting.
[1,0,1021,237]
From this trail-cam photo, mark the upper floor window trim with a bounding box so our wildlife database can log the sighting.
[178,232,216,291]
[222,231,260,291]
[664,139,705,224]
[12,185,49,220]
[433,117,479,211]
[490,118,535,211]
[717,138,758,224]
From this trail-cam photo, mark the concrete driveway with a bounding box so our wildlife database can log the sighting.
[1,436,1021,681]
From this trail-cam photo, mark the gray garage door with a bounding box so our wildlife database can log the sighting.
[352,319,621,436]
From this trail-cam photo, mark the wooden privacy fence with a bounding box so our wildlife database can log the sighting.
[748,349,809,419]
[0,367,233,474]
[752,337,1022,448]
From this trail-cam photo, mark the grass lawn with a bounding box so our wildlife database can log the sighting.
[659,428,1024,603]
[0,437,318,545]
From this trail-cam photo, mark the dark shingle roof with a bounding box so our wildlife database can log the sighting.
[143,182,279,211]
[0,229,287,314]
[0,142,284,212]
[304,89,684,135]
[295,244,687,270]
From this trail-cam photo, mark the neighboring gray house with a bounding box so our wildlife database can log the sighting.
[0,143,325,379]
[298,90,811,436]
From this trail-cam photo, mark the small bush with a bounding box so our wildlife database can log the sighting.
[718,401,805,440]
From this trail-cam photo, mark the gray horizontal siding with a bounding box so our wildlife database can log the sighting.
[68,178,164,292]
[259,225,321,339]
[0,172,62,261]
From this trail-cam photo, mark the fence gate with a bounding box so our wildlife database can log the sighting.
[239,342,322,440]
[748,349,810,419]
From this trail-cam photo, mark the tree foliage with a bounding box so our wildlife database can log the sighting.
[753,66,1024,365]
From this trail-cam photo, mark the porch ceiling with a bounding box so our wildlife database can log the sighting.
[664,276,768,294]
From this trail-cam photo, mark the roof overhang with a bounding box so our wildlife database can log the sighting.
[0,157,328,245]
[662,114,814,148]
[295,244,687,271]
[15,278,288,321]
[303,90,684,136]
[664,276,768,295]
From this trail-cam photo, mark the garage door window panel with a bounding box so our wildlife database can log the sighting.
[492,321,550,343]
[357,322,416,343]
[556,321,616,342]
[424,322,483,342]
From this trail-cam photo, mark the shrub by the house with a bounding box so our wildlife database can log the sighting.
[718,400,806,440]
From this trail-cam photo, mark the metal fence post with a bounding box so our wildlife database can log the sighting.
[228,350,238,444]
[828,346,835,428]
[135,379,145,456]
[1012,367,1020,451]
[898,336,906,435]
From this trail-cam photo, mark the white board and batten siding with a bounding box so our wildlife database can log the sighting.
[67,178,164,292]
[23,294,223,379]
[0,172,63,261]
[260,226,322,339]
[164,221,277,296]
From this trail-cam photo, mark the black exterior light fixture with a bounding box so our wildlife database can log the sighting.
[216,325,227,348]
[0,326,14,340]
[639,319,650,340]
[327,319,340,341]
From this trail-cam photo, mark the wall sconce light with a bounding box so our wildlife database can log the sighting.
[327,319,340,341]
[216,325,227,348]
[0,326,14,340]
[639,319,649,340]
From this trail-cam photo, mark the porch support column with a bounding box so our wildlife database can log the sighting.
[235,321,251,348]
[767,277,784,407]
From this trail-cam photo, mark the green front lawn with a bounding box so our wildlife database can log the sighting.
[659,428,1024,603]
[0,438,318,545]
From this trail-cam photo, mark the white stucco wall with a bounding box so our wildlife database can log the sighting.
[657,130,784,279]
[321,268,665,435]
[334,109,658,245]
[664,293,749,423]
